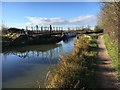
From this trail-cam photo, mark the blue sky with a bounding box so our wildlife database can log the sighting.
[2,2,101,29]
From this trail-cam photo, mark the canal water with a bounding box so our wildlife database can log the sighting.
[2,37,76,88]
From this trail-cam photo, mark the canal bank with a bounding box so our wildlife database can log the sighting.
[2,34,63,50]
[45,34,98,88]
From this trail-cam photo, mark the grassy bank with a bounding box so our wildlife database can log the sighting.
[45,34,98,89]
[103,35,120,79]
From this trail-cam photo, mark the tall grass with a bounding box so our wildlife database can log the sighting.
[45,34,98,88]
[104,35,120,79]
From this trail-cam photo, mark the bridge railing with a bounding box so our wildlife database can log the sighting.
[25,30,63,35]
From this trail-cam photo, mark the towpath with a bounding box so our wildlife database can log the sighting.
[96,35,119,89]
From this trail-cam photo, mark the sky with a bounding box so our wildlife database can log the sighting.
[2,2,101,30]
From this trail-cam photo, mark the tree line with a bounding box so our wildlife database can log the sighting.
[97,2,119,44]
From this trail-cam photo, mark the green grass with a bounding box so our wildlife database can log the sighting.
[85,36,98,88]
[103,35,120,79]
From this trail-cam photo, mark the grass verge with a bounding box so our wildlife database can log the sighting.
[45,34,98,89]
[103,34,120,80]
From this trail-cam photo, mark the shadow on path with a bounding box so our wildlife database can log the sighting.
[96,35,119,89]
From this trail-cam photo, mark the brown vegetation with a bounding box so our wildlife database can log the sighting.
[45,34,98,88]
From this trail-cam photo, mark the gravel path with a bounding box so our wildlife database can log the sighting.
[96,35,119,89]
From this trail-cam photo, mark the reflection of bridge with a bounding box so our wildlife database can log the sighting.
[4,44,62,59]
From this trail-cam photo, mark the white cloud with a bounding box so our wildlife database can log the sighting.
[25,16,68,26]
[25,15,97,27]
[69,15,96,25]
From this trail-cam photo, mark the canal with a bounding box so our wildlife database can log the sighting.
[2,37,76,88]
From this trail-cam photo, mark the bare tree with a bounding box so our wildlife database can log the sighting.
[98,2,119,43]
[36,25,39,30]
[50,25,52,34]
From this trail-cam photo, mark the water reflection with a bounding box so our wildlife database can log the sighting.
[2,37,76,88]
[63,37,75,43]
[2,44,63,88]
[3,44,62,59]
